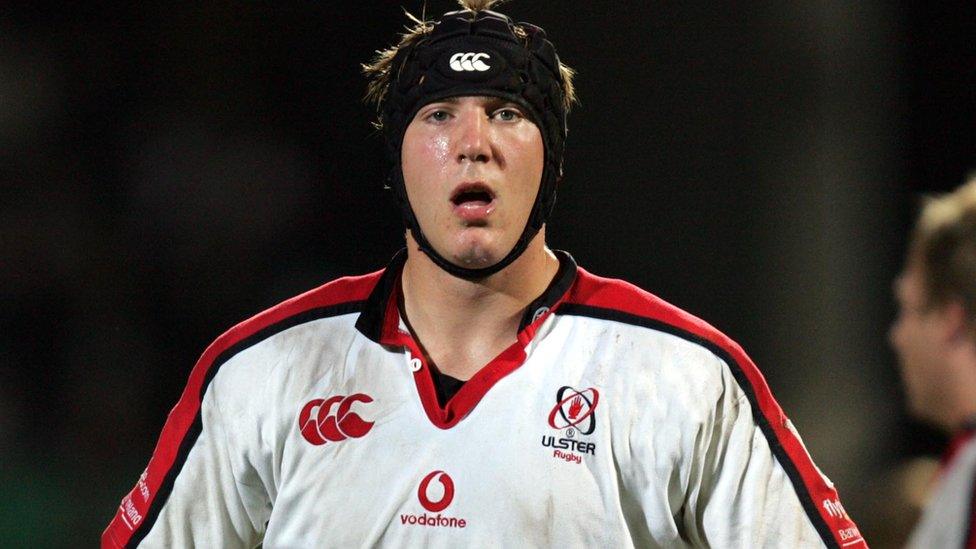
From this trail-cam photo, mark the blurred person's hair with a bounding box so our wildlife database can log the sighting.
[910,173,976,325]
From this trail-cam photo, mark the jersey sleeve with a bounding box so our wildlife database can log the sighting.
[680,353,865,548]
[102,354,271,548]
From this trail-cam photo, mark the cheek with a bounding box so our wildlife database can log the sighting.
[401,128,452,185]
[898,324,941,380]
[509,130,545,185]
[426,134,451,163]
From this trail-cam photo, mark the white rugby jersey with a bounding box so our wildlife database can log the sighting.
[907,430,976,548]
[104,251,865,548]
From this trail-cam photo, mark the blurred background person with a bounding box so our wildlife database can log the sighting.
[890,175,976,548]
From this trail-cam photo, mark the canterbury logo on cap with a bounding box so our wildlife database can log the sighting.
[449,52,491,72]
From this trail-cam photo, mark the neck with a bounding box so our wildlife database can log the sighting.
[400,229,559,380]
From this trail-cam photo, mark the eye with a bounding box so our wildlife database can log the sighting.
[425,109,451,123]
[492,108,523,122]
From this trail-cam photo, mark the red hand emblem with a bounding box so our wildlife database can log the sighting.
[568,395,583,420]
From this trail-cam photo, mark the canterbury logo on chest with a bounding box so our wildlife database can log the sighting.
[449,52,491,72]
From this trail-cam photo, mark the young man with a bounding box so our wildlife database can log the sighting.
[890,177,976,548]
[103,1,864,546]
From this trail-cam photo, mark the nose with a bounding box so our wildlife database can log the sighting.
[455,108,491,164]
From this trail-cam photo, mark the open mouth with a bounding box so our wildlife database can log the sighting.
[451,183,495,206]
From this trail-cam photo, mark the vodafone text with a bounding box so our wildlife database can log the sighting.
[399,513,467,528]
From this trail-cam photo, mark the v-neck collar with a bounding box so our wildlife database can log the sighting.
[354,249,578,429]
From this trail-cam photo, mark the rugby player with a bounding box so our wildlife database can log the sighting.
[104,1,864,546]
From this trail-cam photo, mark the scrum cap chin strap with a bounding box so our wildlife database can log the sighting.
[381,8,568,279]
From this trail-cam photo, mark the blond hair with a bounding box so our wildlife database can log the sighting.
[362,0,577,130]
[911,174,976,320]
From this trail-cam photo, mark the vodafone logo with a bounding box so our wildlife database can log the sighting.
[298,393,374,445]
[400,470,467,529]
[449,52,491,72]
[418,471,455,512]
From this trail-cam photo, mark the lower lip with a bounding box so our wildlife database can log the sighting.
[453,201,494,221]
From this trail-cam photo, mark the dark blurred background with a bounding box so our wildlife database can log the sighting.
[1,1,973,546]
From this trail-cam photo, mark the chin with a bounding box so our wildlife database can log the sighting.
[448,231,508,267]
[452,246,499,268]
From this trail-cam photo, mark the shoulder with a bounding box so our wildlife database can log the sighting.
[558,267,779,418]
[560,267,746,368]
[182,269,384,410]
[206,269,381,369]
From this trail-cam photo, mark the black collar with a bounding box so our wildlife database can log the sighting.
[354,249,578,344]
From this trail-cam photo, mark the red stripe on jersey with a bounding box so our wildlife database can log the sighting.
[564,267,866,549]
[101,271,382,549]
